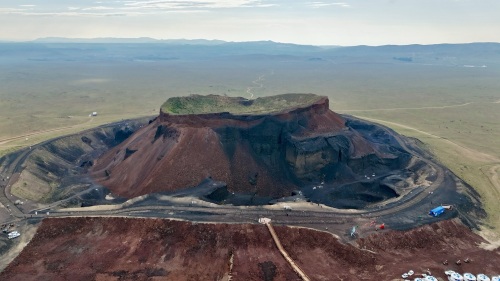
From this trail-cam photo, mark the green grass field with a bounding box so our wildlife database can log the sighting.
[161,93,321,115]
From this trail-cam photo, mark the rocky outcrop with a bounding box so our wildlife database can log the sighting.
[91,94,411,203]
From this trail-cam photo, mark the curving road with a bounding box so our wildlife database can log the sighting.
[245,70,274,99]
[0,116,452,235]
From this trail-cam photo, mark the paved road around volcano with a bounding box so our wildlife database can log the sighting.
[0,117,449,235]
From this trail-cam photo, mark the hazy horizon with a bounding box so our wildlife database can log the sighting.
[2,37,500,48]
[1,0,499,46]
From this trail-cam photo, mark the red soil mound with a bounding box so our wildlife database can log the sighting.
[1,218,498,281]
[1,218,298,281]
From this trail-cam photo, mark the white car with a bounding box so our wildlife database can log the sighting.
[8,231,20,239]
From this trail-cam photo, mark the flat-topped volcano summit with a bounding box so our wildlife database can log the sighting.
[161,93,325,115]
[91,94,421,207]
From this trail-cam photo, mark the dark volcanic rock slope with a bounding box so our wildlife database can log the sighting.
[4,119,147,204]
[91,94,412,204]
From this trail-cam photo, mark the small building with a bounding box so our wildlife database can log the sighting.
[429,206,445,217]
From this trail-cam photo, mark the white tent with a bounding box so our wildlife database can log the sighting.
[477,274,490,281]
[464,273,477,281]
[449,273,464,281]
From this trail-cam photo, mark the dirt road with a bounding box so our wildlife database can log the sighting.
[0,117,94,146]
[339,102,473,112]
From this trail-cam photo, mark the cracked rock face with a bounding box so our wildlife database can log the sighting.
[91,94,412,206]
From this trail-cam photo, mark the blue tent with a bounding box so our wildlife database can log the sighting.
[429,206,445,217]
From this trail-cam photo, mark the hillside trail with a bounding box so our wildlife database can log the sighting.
[266,223,310,281]
[490,165,500,192]
[478,163,500,246]
[478,164,500,199]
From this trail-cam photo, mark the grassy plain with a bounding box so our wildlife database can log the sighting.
[1,49,499,237]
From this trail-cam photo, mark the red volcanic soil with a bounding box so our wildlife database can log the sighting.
[91,95,352,198]
[1,218,499,281]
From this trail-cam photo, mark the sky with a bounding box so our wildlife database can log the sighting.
[0,0,499,46]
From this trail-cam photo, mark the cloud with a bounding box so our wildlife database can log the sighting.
[307,1,350,8]
[0,8,24,13]
[82,6,116,11]
[122,0,275,9]
[0,0,275,17]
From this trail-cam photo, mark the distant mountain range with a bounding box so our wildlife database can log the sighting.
[23,37,499,48]
[1,38,499,65]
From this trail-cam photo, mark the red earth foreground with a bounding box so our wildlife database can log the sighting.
[1,217,499,281]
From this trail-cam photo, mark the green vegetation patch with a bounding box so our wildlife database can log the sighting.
[161,94,323,115]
